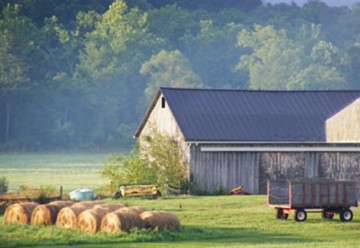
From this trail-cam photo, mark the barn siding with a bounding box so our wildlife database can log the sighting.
[305,152,319,178]
[190,145,259,194]
[190,144,360,194]
[259,153,305,194]
[319,153,360,180]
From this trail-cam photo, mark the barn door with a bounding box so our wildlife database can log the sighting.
[259,152,305,194]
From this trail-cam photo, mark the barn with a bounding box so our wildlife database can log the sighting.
[135,88,360,194]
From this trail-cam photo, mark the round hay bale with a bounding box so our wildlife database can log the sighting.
[71,201,103,208]
[4,202,39,225]
[140,211,180,231]
[31,201,74,226]
[56,206,88,229]
[106,203,125,211]
[91,203,124,212]
[49,200,74,206]
[127,206,147,214]
[77,206,111,233]
[100,207,143,233]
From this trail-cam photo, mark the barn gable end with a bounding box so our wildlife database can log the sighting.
[326,98,360,142]
[135,91,188,161]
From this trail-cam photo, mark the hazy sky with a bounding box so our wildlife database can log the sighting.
[262,0,360,6]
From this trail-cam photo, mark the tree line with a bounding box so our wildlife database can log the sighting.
[1,0,360,150]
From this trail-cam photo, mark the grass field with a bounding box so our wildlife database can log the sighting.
[1,153,360,247]
[0,152,112,191]
[1,195,360,247]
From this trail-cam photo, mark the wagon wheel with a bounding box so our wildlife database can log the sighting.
[340,208,353,222]
[294,209,307,222]
[322,209,334,219]
[151,190,162,200]
[276,209,288,220]
[112,191,122,200]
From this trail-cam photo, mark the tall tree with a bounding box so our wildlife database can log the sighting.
[235,25,302,89]
[76,0,163,146]
[0,0,112,27]
[148,0,262,12]
[180,20,245,89]
[344,43,360,89]
[288,40,346,89]
[37,11,101,147]
[147,5,208,48]
[140,50,204,99]
[301,1,351,47]
[0,4,38,143]
[235,24,347,90]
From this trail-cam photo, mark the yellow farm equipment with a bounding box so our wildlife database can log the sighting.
[113,184,161,199]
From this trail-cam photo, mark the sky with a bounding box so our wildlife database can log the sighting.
[262,0,360,7]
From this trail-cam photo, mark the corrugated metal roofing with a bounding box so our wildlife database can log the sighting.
[158,88,360,142]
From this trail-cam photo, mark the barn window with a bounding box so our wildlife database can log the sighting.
[161,97,166,108]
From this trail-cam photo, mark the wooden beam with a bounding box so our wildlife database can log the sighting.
[200,146,360,152]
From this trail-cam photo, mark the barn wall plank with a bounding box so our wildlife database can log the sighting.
[190,145,260,194]
[304,152,319,178]
[190,144,360,195]
[259,153,305,194]
[319,152,360,180]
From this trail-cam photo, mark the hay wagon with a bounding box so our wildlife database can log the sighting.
[267,179,358,222]
[113,184,161,199]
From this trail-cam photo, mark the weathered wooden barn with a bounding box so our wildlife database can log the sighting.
[135,88,360,194]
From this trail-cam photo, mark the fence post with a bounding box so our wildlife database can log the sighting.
[60,186,63,200]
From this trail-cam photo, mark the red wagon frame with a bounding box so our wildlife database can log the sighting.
[267,179,358,222]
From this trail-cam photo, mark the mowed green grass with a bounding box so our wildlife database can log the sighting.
[1,195,360,247]
[0,152,112,191]
[1,153,360,247]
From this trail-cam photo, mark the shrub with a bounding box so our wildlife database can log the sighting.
[101,143,158,186]
[101,128,189,194]
[212,186,227,196]
[39,185,56,197]
[39,185,57,203]
[141,127,188,193]
[0,177,8,194]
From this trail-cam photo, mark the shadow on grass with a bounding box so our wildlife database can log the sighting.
[170,225,320,244]
[2,225,323,248]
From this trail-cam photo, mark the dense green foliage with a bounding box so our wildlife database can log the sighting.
[0,176,8,193]
[1,0,360,150]
[101,129,188,193]
[2,195,360,247]
[101,145,158,187]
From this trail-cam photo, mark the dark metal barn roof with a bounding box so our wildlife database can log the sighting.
[137,88,360,142]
